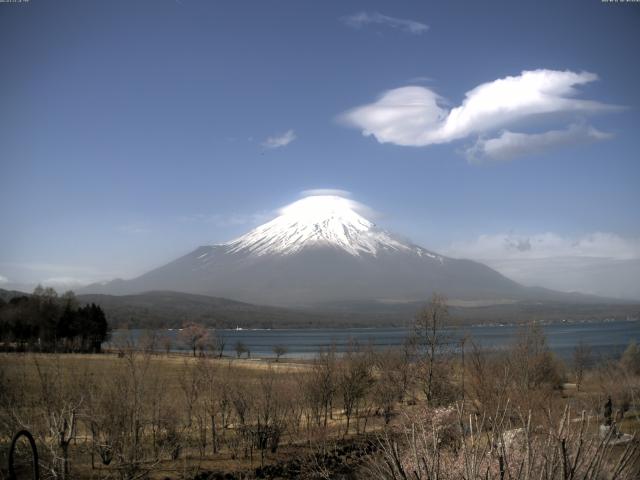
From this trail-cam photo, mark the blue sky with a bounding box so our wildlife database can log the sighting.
[1,0,639,298]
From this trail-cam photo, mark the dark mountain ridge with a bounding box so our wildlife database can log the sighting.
[3,288,637,330]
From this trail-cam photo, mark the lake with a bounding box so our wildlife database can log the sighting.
[108,318,639,362]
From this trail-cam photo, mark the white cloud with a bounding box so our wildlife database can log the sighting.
[466,124,614,163]
[278,191,379,221]
[443,232,640,299]
[445,232,640,261]
[406,76,434,84]
[0,275,8,285]
[301,189,352,198]
[0,262,119,291]
[262,129,296,149]
[340,69,622,160]
[341,12,428,35]
[183,191,358,228]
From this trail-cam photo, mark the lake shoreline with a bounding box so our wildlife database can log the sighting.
[108,318,640,362]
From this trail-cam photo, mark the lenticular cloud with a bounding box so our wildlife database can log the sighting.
[465,123,613,163]
[340,69,621,155]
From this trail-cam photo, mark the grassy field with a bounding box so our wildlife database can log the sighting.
[1,337,639,479]
[0,351,390,479]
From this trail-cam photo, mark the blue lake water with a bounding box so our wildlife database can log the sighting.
[109,319,639,362]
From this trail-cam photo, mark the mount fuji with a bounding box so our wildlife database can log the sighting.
[85,194,565,307]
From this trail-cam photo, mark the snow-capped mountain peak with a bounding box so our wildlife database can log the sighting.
[222,194,417,257]
[83,193,528,306]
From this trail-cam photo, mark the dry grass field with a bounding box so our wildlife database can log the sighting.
[1,326,639,480]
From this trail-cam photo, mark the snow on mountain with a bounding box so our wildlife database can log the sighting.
[222,194,440,259]
[82,193,534,306]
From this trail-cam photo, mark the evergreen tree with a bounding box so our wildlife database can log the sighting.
[0,290,110,353]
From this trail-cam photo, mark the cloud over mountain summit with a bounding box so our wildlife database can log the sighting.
[340,69,622,161]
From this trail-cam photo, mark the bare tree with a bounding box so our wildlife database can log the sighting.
[338,346,374,436]
[308,346,337,428]
[229,376,256,461]
[272,344,288,362]
[199,359,221,454]
[511,324,558,389]
[372,349,410,424]
[179,323,209,357]
[139,329,159,354]
[302,372,325,430]
[621,340,640,375]
[215,334,226,358]
[32,356,84,480]
[414,293,449,405]
[254,368,289,466]
[368,404,640,480]
[161,333,173,356]
[88,348,177,477]
[466,341,512,415]
[178,359,203,428]
[235,340,248,359]
[573,341,592,391]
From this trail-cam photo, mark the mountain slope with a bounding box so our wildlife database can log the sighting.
[75,291,337,329]
[83,194,563,307]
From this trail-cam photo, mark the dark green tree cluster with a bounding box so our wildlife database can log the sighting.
[0,286,110,353]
